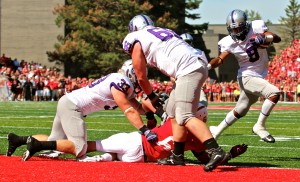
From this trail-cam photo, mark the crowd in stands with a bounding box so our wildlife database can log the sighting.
[1,39,300,103]
[0,54,95,101]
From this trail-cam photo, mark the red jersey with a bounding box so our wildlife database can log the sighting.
[49,79,59,90]
[142,118,206,161]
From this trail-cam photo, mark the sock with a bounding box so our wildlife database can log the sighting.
[203,138,219,150]
[256,99,276,127]
[39,141,57,150]
[215,110,238,136]
[173,142,185,156]
[15,135,30,145]
[100,153,113,161]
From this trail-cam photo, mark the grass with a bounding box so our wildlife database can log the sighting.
[0,101,299,168]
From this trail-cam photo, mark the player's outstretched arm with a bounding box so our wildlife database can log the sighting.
[207,51,231,70]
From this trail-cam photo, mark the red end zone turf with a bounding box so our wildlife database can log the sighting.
[0,155,299,182]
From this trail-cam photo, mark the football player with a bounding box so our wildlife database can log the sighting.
[6,63,158,161]
[180,33,208,107]
[208,9,281,143]
[78,103,247,164]
[122,14,227,172]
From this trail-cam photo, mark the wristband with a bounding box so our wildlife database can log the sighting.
[218,57,223,64]
[147,91,156,100]
[139,125,148,134]
[207,63,212,70]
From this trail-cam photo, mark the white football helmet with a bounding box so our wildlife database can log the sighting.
[180,33,193,42]
[119,59,141,93]
[226,9,250,41]
[180,33,194,46]
[128,14,154,33]
[195,102,208,123]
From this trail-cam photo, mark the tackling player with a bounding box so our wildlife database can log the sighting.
[122,14,227,172]
[6,63,158,161]
[77,103,247,164]
[180,33,208,107]
[208,9,281,143]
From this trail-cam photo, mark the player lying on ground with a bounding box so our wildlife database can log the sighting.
[39,104,247,164]
[80,117,247,164]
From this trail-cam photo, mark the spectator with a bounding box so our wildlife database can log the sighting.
[35,76,45,101]
[30,76,37,101]
[43,77,51,101]
[23,77,33,101]
[49,76,59,101]
[10,76,22,101]
[58,74,67,99]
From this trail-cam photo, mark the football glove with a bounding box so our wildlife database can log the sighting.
[229,144,248,158]
[139,125,158,143]
[160,112,168,125]
[249,33,266,46]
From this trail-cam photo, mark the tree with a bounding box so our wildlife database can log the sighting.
[245,10,272,25]
[279,0,300,47]
[47,0,206,79]
[47,0,144,78]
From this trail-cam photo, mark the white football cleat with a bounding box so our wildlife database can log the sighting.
[77,155,103,162]
[38,150,65,159]
[252,123,275,143]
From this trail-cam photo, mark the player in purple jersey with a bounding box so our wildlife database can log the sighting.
[7,67,158,161]
[122,14,227,172]
[208,9,281,143]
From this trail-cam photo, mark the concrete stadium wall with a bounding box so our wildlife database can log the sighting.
[0,0,64,67]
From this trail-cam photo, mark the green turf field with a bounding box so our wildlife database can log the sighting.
[0,101,299,168]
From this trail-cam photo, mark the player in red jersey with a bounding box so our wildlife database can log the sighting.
[78,104,247,164]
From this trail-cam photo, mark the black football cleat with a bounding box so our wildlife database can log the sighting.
[22,136,42,161]
[261,135,275,143]
[7,133,22,156]
[157,151,186,166]
[204,147,228,172]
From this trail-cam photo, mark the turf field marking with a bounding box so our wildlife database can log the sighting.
[273,136,300,141]
[0,136,299,151]
[220,144,300,150]
[0,126,121,132]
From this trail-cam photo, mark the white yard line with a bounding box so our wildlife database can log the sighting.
[0,126,121,131]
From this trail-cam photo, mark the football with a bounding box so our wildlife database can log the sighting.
[250,33,271,49]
